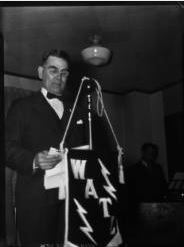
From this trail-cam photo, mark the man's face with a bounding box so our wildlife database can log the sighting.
[38,55,69,96]
[142,147,157,163]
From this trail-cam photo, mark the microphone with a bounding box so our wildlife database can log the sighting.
[81,76,97,93]
[81,76,90,81]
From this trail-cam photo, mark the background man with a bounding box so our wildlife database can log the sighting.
[126,143,168,201]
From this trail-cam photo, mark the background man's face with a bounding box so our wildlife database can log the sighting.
[142,147,157,163]
[38,55,69,96]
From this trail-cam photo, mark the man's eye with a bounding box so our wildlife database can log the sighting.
[49,69,57,74]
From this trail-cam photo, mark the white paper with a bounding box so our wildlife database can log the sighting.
[44,147,66,199]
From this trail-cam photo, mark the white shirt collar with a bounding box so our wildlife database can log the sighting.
[141,160,148,167]
[41,87,49,99]
[41,87,64,119]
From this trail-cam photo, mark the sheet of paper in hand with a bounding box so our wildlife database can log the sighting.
[64,150,123,247]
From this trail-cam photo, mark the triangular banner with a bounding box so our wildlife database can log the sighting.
[64,150,123,247]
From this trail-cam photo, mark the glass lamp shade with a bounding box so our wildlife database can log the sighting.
[81,45,111,66]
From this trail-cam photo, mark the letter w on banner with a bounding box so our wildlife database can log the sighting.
[64,149,123,247]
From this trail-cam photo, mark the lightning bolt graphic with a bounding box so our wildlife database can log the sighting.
[98,159,117,200]
[74,198,97,245]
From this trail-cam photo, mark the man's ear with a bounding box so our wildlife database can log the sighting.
[38,66,43,80]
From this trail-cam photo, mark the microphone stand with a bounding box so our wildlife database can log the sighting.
[86,82,93,150]
[60,76,93,151]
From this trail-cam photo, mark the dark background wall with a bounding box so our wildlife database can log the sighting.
[163,83,183,180]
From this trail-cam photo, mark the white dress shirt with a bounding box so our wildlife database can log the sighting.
[41,87,64,119]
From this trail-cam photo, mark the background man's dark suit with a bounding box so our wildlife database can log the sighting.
[126,160,167,202]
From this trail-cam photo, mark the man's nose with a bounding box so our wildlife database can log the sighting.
[55,72,62,80]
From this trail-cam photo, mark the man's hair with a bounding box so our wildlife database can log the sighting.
[41,49,71,66]
[141,142,159,156]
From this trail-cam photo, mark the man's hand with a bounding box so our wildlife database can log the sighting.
[34,150,62,170]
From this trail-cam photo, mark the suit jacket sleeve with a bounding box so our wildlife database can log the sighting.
[5,100,35,175]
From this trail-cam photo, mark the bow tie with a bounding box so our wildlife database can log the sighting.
[47,92,62,101]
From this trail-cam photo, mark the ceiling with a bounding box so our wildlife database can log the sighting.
[2,3,183,94]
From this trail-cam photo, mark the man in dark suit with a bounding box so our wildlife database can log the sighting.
[5,49,95,246]
[126,143,168,202]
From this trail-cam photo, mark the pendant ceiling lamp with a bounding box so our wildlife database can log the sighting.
[81,35,111,66]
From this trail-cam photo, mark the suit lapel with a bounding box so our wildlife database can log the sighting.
[31,92,87,148]
[32,92,72,137]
